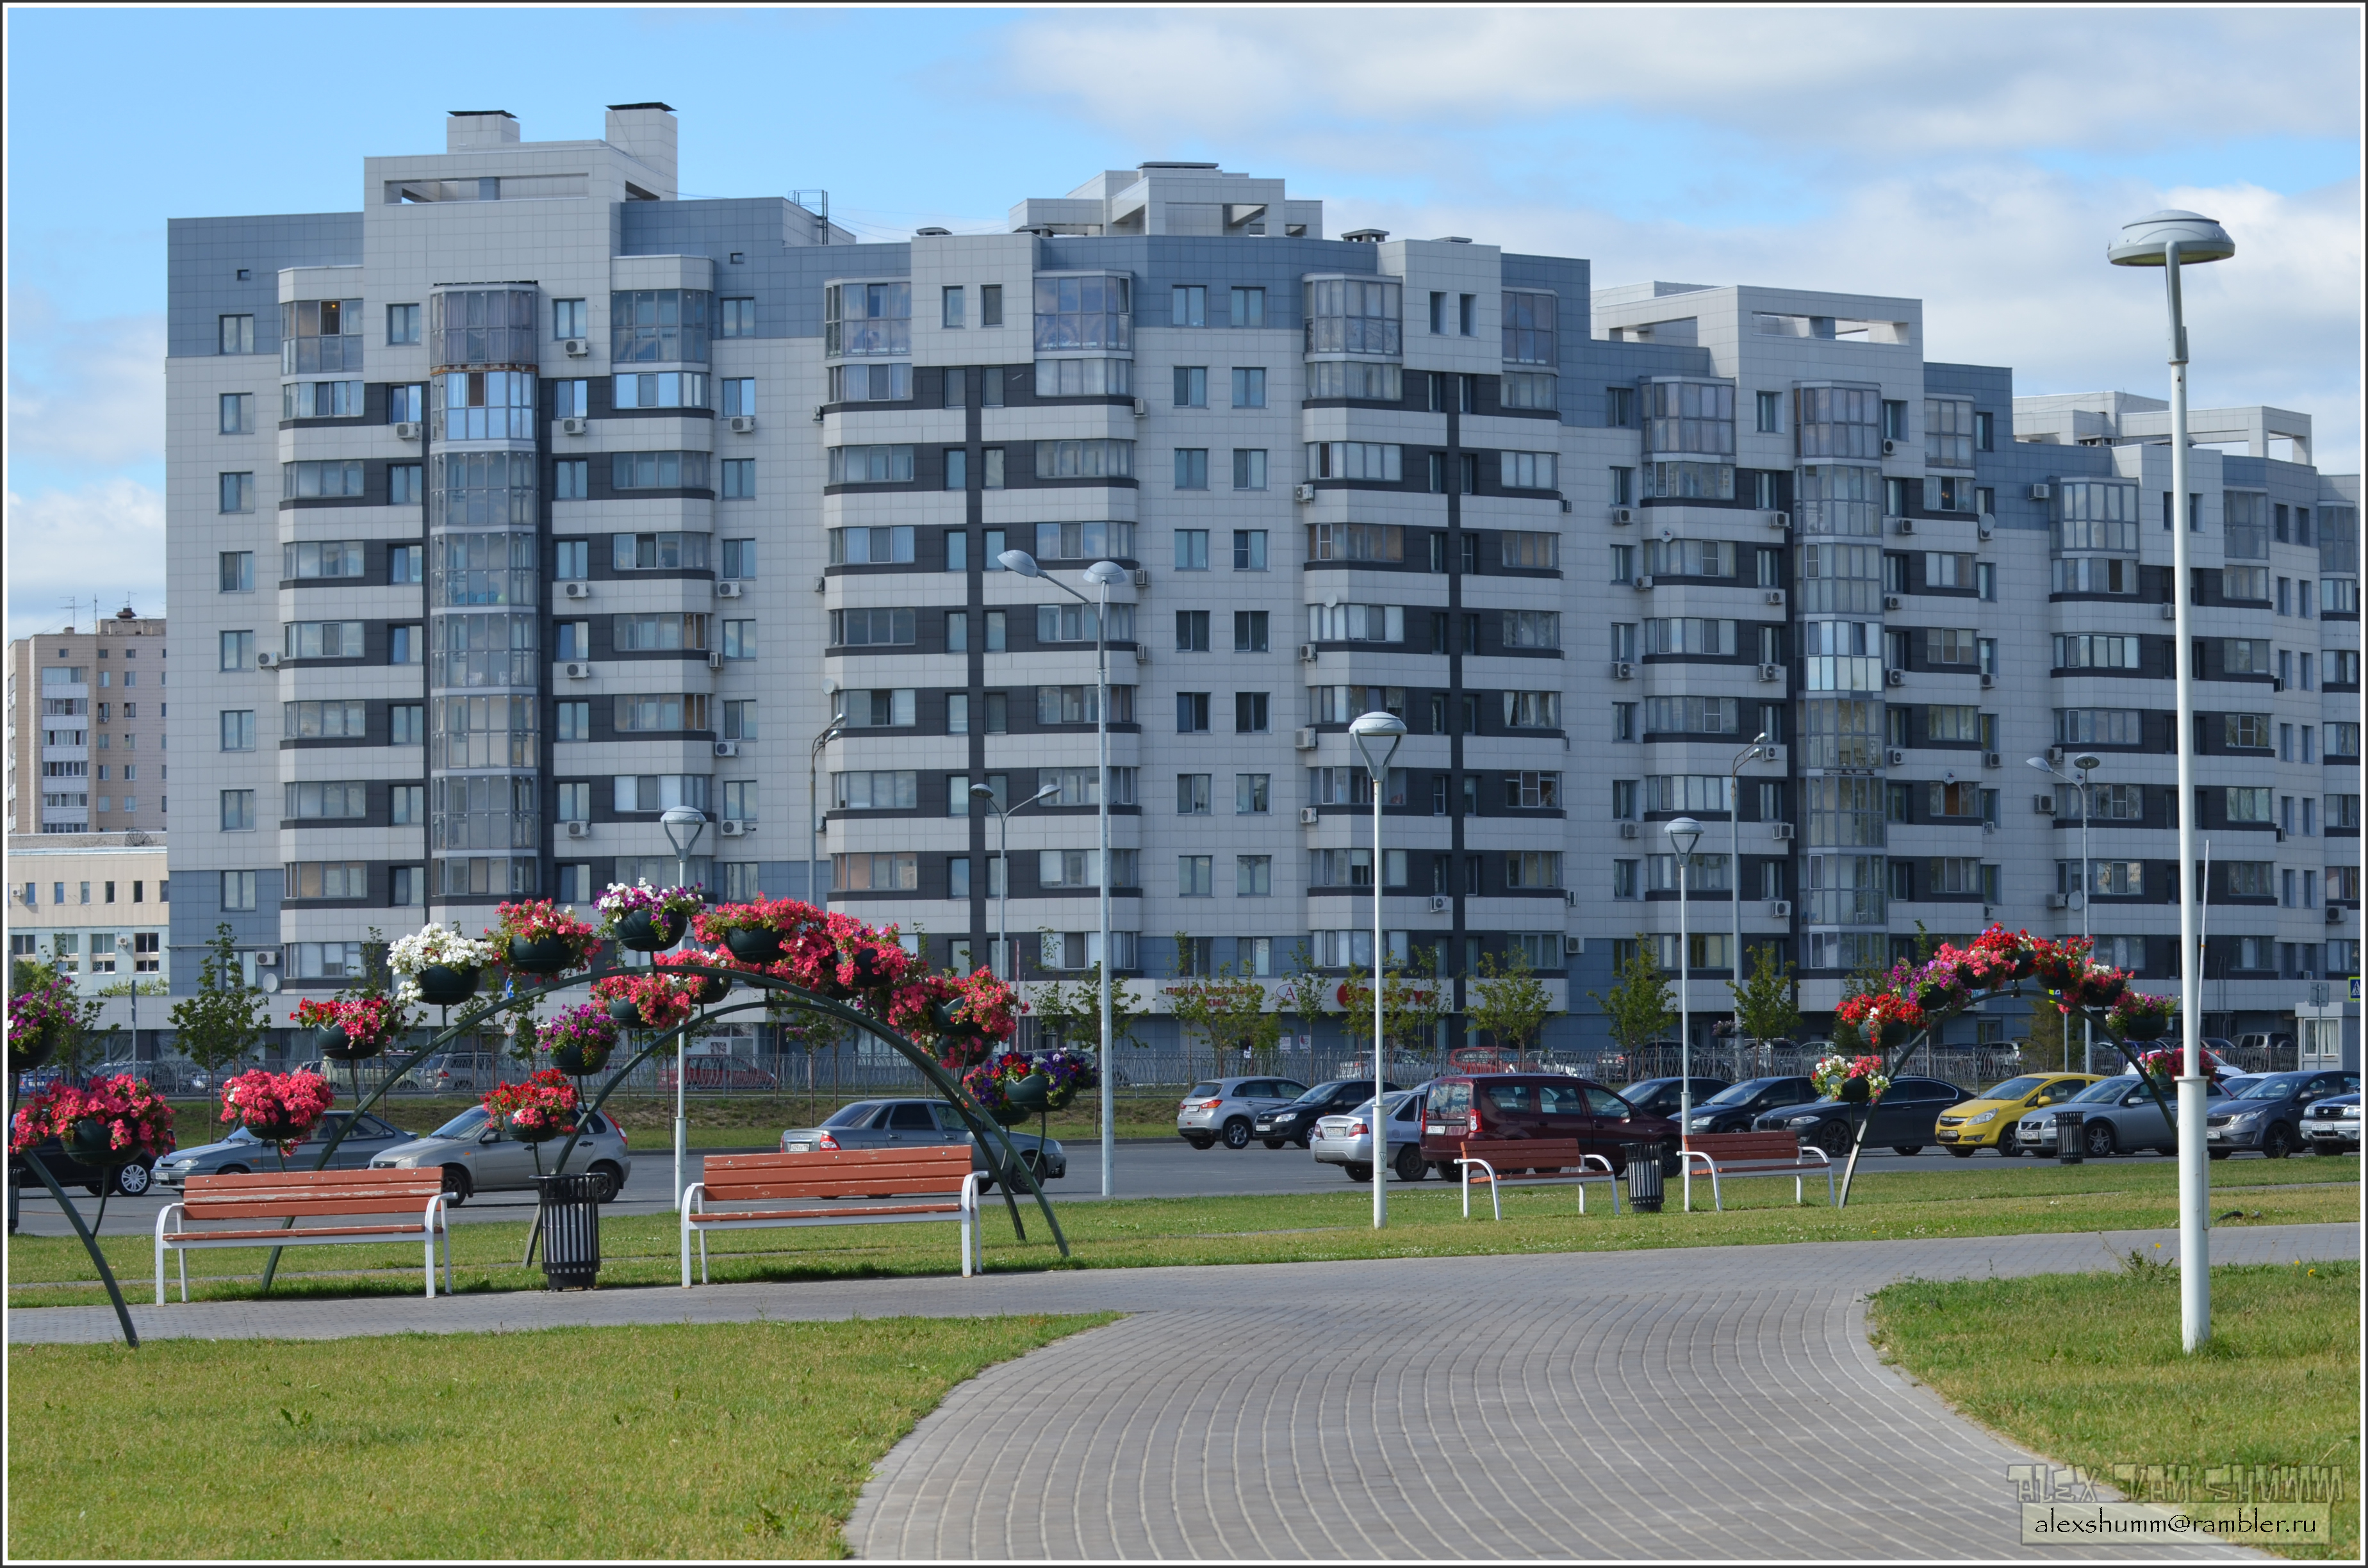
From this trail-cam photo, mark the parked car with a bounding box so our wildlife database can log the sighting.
[1420,1074,1679,1175]
[1615,1077,1732,1121]
[1312,1090,1430,1182]
[656,1058,781,1092]
[371,1105,632,1202]
[2014,1075,2230,1157]
[2204,1070,2361,1160]
[400,1052,500,1095]
[1254,1079,1402,1149]
[1752,1076,1968,1158]
[1681,1076,1820,1136]
[2303,1091,2362,1155]
[154,1111,413,1189]
[1935,1074,2101,1157]
[778,1098,1065,1181]
[2236,1032,2295,1065]
[1176,1077,1310,1150]
[9,1134,160,1197]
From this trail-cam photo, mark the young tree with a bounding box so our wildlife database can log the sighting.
[1469,946,1557,1061]
[1729,943,1802,1045]
[1587,936,1673,1062]
[2026,992,2069,1072]
[1381,946,1449,1062]
[1273,943,1329,1049]
[167,923,270,1081]
[1163,935,1278,1077]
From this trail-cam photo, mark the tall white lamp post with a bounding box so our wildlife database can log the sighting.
[1666,815,1702,1209]
[1729,734,1768,1069]
[1002,549,1127,1195]
[2109,208,2234,1352]
[2028,753,2103,1071]
[661,804,708,1212]
[807,716,844,910]
[973,783,1060,979]
[1350,710,1407,1229]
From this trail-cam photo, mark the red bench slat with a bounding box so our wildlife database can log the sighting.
[1686,1131,1808,1163]
[690,1202,963,1224]
[165,1223,430,1242]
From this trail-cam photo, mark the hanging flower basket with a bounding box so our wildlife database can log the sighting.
[1811,1052,1891,1106]
[2107,990,2176,1042]
[539,1001,621,1077]
[1006,1072,1052,1112]
[2074,967,2126,1011]
[416,965,480,1008]
[724,927,784,965]
[8,971,76,1074]
[614,911,682,952]
[606,996,643,1025]
[220,1069,333,1154]
[963,1054,1035,1127]
[493,899,603,976]
[656,952,732,1006]
[67,1117,121,1166]
[486,1071,580,1144]
[599,881,703,952]
[1037,1049,1098,1111]
[507,938,573,975]
[1837,1076,1873,1104]
[388,925,500,1008]
[550,1040,613,1077]
[1877,1020,1914,1049]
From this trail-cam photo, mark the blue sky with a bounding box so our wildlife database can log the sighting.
[5,6,2359,635]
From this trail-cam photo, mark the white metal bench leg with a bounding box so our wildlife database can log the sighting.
[179,1249,188,1303]
[680,1214,693,1289]
[699,1228,710,1286]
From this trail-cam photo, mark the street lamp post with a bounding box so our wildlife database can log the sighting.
[1666,814,1702,1209]
[1002,550,1128,1195]
[661,804,708,1213]
[2028,753,2103,1070]
[973,783,1060,981]
[2110,208,2235,1353]
[808,717,844,912]
[1729,734,1768,1071]
[1350,710,1408,1230]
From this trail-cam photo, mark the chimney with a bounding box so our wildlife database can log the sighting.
[605,102,678,198]
[447,110,520,152]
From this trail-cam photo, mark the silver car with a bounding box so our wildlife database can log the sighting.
[1311,1090,1430,1182]
[1177,1077,1311,1150]
[2014,1076,2228,1158]
[154,1111,412,1189]
[370,1104,632,1203]
[780,1098,1067,1183]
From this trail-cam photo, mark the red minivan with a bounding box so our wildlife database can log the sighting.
[1418,1074,1680,1176]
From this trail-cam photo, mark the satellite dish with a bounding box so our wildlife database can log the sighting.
[261,974,282,993]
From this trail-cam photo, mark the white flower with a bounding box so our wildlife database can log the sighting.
[387,923,500,977]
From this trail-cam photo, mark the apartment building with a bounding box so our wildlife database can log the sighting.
[6,610,170,837]
[163,104,2360,1058]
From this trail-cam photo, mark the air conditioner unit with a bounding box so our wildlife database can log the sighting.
[1611,507,1634,526]
[1893,516,1914,535]
[2046,746,2064,765]
[1133,644,1151,664]
[1612,660,1635,680]
[1767,511,1791,530]
[1563,889,1581,908]
[2046,892,2076,911]
[1886,747,1907,766]
[2028,482,2052,502]
[812,405,826,423]
[1882,437,1900,456]
[715,581,744,599]
[1618,821,1640,839]
[2034,792,2056,815]
[1764,589,1785,606]
[1299,806,1321,826]
[563,338,589,357]
[1984,751,2002,769]
[1563,934,1584,955]
[1756,663,1780,682]
[2326,904,2346,926]
[2159,603,2178,621]
[392,421,422,441]
[1131,397,1147,418]
[1559,498,1572,514]
[561,581,591,600]
[1982,819,1998,834]
[1300,644,1319,663]
[564,661,591,680]
[563,819,592,840]
[1294,482,1317,503]
[1294,728,1317,750]
[1430,895,1450,914]
[252,950,277,967]
[1977,514,1995,540]
[1634,575,1655,591]
[559,417,588,436]
[1884,594,1902,610]
[728,415,757,434]
[714,740,741,758]
[707,651,723,670]
[1766,899,1792,919]
[1979,672,1995,689]
[254,651,279,669]
[1770,821,1794,840]
[1884,668,1906,687]
[718,819,747,838]
[1130,568,1149,588]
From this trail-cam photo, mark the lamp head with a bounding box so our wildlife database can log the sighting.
[967,782,999,806]
[1347,710,1407,780]
[2025,756,2056,774]
[998,549,1042,578]
[2108,209,2234,267]
[1666,815,1702,856]
[660,805,707,857]
[2073,754,2103,772]
[1081,560,1127,587]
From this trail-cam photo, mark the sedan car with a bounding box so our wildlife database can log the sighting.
[2014,1075,2226,1158]
[154,1111,413,1189]
[1682,1077,1821,1136]
[1312,1090,1430,1182]
[1177,1077,1311,1150]
[9,1135,161,1197]
[400,1052,500,1095]
[2204,1070,2361,1160]
[779,1098,1067,1182]
[2304,1092,2361,1155]
[371,1104,632,1202]
[1935,1074,2100,1157]
[1753,1076,1968,1158]
[1615,1077,1732,1122]
[1254,1079,1402,1149]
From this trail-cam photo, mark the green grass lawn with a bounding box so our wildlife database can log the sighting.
[1870,1261,2360,1560]
[5,1313,1110,1559]
[11,1155,2356,1309]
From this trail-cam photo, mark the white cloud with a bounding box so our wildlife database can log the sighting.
[6,290,166,469]
[4,480,166,638]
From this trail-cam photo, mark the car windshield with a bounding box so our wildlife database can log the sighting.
[221,1125,260,1145]
[1700,1079,1779,1107]
[2235,1074,2312,1100]
[1291,1081,1352,1105]
[823,1102,885,1128]
[1342,1093,1416,1120]
[2069,1079,2128,1104]
[1615,1081,1667,1100]
[1978,1076,2049,1102]
[431,1106,489,1139]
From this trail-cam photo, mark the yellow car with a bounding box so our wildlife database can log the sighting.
[1936,1074,2101,1156]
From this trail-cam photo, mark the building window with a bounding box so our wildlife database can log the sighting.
[390,625,423,665]
[1235,692,1269,733]
[719,297,756,338]
[387,302,421,345]
[390,463,422,505]
[220,870,256,910]
[219,393,254,434]
[1177,692,1211,733]
[552,298,589,341]
[554,460,589,500]
[1755,390,1780,433]
[1171,285,1206,327]
[219,790,255,831]
[1231,367,1267,409]
[218,551,254,593]
[721,459,756,499]
[218,472,254,514]
[218,314,255,355]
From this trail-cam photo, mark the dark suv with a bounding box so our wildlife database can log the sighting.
[1255,1079,1401,1149]
[2206,1070,2360,1159]
[1752,1076,1968,1157]
[1419,1074,1679,1175]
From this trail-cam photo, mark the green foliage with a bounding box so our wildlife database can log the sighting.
[1381,945,1450,1056]
[10,958,108,1077]
[1587,936,1673,1055]
[1272,943,1330,1040]
[166,924,269,1077]
[2027,991,2069,1070]
[1030,960,1146,1058]
[1164,935,1279,1075]
[1469,946,1557,1055]
[1729,943,1802,1043]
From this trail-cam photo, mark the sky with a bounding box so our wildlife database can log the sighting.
[4,6,2360,638]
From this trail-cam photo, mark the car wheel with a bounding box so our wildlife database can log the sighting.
[1814,1122,1855,1159]
[2261,1124,2296,1161]
[217,1164,251,1177]
[440,1165,473,1204]
[1891,1145,1923,1157]
[587,1163,623,1204]
[1946,1147,1975,1158]
[1185,1136,1215,1150]
[1221,1118,1253,1150]
[1263,1139,1287,1150]
[112,1162,154,1197]
[2084,1122,2117,1159]
[1342,1162,1373,1182]
[1392,1143,1427,1182]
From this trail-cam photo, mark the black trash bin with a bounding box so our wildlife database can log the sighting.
[1624,1141,1665,1213]
[2054,1109,2085,1166]
[536,1172,603,1289]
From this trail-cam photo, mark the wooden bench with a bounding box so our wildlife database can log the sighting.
[1454,1138,1622,1220]
[1679,1131,1835,1213]
[682,1146,982,1286]
[155,1170,450,1303]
